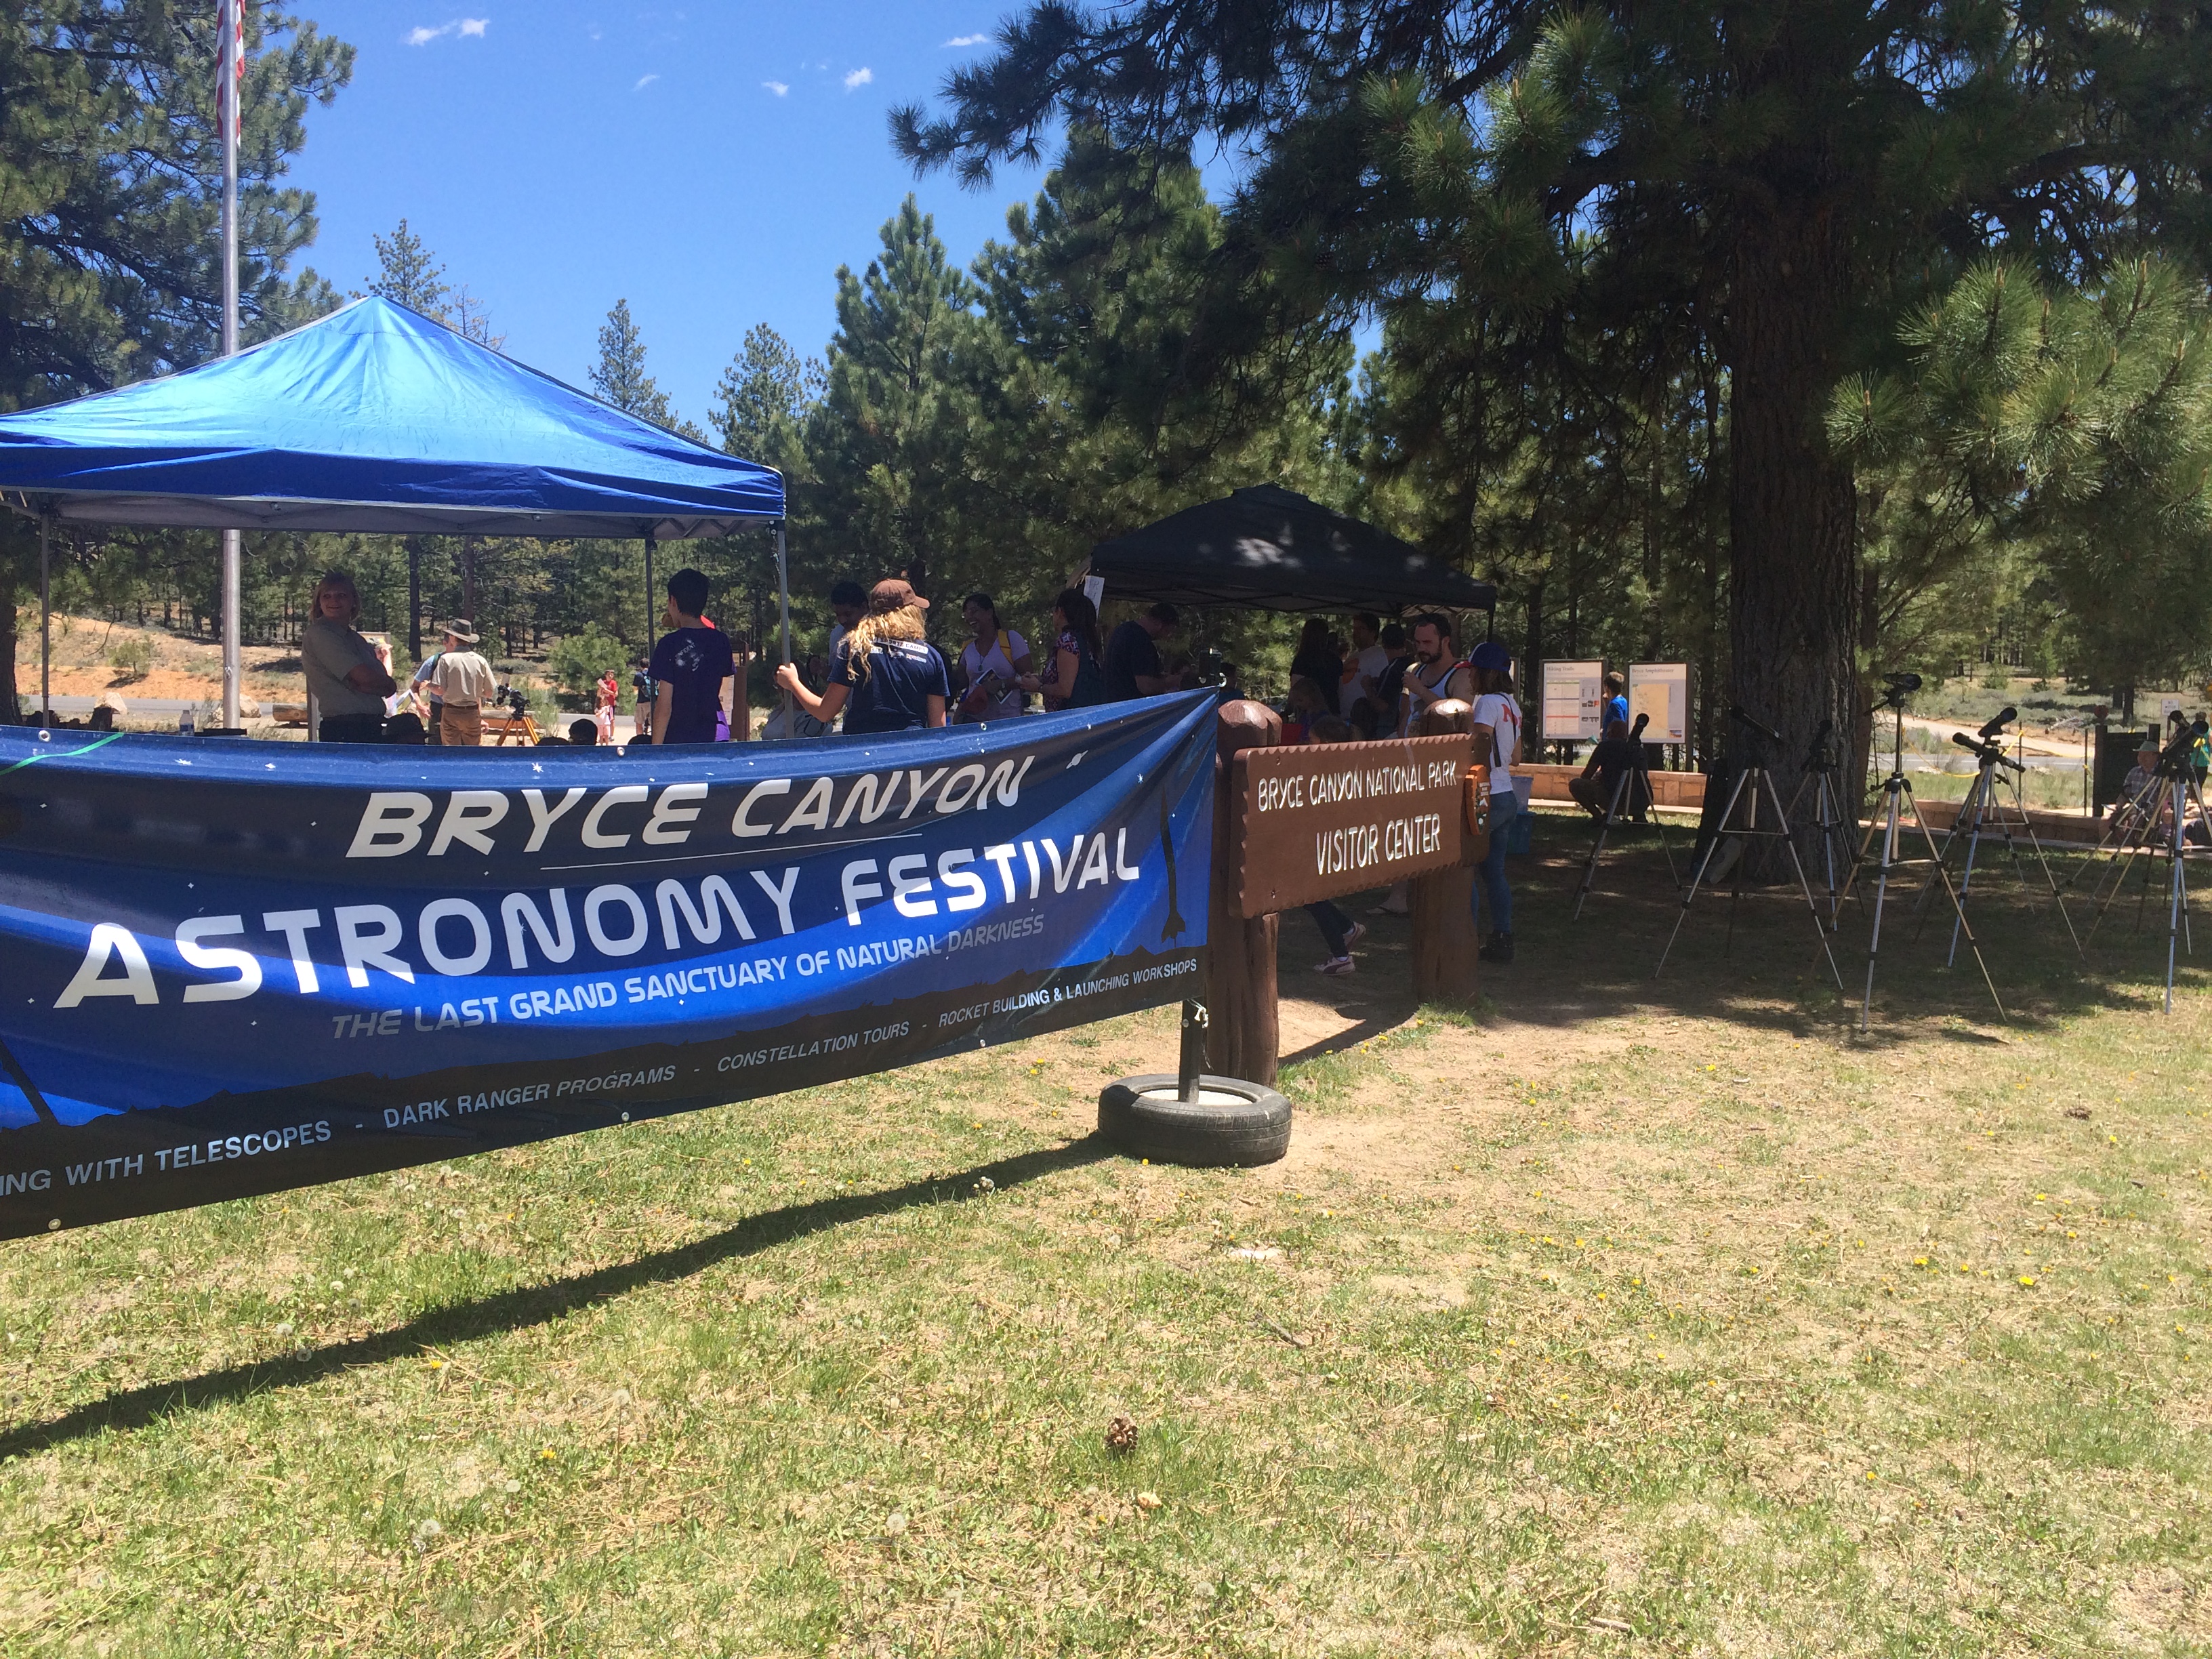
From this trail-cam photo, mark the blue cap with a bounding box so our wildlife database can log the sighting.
[1469,641,1513,672]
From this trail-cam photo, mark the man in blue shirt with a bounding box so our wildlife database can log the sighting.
[646,568,736,744]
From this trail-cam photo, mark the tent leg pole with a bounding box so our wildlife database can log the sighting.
[776,523,791,663]
[776,523,793,733]
[39,514,50,722]
[221,527,241,729]
[643,528,657,659]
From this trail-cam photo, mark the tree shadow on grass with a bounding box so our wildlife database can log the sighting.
[1285,813,2210,1055]
[0,1139,1113,1461]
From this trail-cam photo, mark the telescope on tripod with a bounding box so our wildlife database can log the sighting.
[1912,704,2082,966]
[1853,672,2006,1031]
[2072,712,2212,1012]
[1654,703,1843,989]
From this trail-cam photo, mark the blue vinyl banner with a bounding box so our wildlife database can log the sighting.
[0,693,1216,1237]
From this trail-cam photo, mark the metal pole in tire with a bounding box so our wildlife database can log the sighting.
[1098,700,1292,1168]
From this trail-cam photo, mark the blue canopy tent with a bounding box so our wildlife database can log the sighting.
[0,296,787,727]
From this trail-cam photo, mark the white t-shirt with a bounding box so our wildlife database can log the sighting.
[1341,643,1388,716]
[1472,691,1522,794]
[958,628,1030,722]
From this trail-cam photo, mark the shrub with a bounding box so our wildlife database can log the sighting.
[546,627,624,708]
[108,637,152,682]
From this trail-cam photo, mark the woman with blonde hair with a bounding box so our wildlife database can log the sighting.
[300,571,397,743]
[775,577,949,734]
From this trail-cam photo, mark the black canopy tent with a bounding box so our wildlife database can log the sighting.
[1084,485,1497,619]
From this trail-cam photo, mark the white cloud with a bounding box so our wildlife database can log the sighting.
[943,33,987,46]
[405,17,488,45]
[634,72,660,89]
[842,66,873,89]
[762,79,790,96]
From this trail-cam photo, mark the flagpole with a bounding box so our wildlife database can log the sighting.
[218,0,243,731]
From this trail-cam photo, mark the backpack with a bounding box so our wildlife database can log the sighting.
[1065,644,1108,709]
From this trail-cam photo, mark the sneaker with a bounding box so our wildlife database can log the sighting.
[1343,922,1368,952]
[1316,955,1356,977]
[1477,930,1515,964]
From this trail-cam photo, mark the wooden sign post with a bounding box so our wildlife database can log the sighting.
[1207,701,1282,1084]
[1206,702,1479,1084]
[1411,699,1482,1003]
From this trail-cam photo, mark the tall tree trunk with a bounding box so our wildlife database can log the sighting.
[462,535,478,624]
[1521,573,1544,748]
[406,536,424,660]
[1725,194,1857,876]
[0,566,18,724]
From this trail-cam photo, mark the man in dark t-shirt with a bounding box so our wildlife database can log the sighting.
[1103,602,1195,701]
[647,568,736,744]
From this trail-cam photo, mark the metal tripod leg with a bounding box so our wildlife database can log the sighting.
[1902,776,2008,1025]
[1572,766,1635,921]
[1944,771,1994,967]
[1860,781,1904,1033]
[1656,766,1755,978]
[1756,768,1846,991]
[1988,771,2083,958]
[2085,773,2170,942]
[1862,775,2008,1031]
[1914,764,1989,939]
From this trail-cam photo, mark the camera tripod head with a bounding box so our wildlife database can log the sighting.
[2154,715,2208,778]
[1952,731,2025,773]
[1805,716,1839,773]
[1877,671,1922,712]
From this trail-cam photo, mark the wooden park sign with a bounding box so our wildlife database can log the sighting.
[1204,699,1488,1086]
[1230,734,1471,916]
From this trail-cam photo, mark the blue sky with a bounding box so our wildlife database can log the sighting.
[279,1,1058,427]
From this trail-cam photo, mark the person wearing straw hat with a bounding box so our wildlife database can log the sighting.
[428,620,497,747]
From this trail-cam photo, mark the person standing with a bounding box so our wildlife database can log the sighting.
[595,667,620,745]
[1468,640,1524,963]
[429,621,497,747]
[1021,588,1107,710]
[954,592,1034,722]
[1364,621,1414,739]
[647,569,737,745]
[300,571,398,743]
[1290,617,1343,706]
[1340,611,1386,718]
[826,580,866,664]
[1299,714,1367,975]
[1603,670,1629,732]
[1396,613,1473,736]
[1103,602,1195,701]
[409,646,445,740]
[777,578,947,733]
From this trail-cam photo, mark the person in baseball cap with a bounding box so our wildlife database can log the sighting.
[428,620,497,747]
[776,575,949,733]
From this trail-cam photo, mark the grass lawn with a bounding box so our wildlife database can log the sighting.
[1,813,2207,1656]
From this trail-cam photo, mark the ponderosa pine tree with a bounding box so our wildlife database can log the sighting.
[895,0,2212,823]
[805,198,981,598]
[0,1,352,718]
